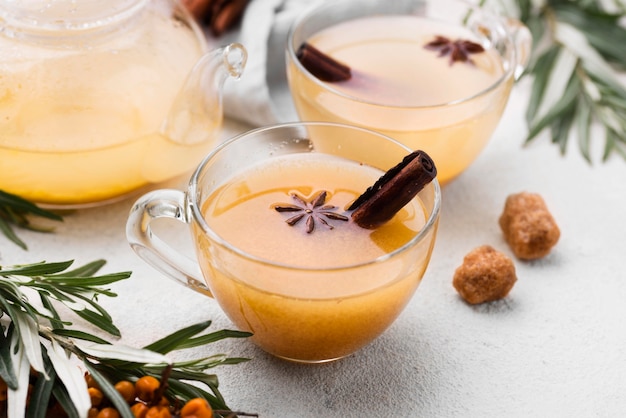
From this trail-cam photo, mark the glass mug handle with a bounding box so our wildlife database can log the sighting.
[126,189,213,297]
[505,17,533,80]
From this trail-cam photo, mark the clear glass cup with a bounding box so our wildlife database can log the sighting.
[126,122,441,363]
[286,0,531,185]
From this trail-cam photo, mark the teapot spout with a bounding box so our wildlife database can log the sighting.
[161,43,247,145]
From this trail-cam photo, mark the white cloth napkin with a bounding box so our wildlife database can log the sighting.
[210,0,326,127]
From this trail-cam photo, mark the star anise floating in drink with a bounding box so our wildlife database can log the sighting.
[273,150,437,233]
[273,190,349,233]
[424,35,485,65]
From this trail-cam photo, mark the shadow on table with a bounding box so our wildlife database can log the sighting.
[241,319,447,416]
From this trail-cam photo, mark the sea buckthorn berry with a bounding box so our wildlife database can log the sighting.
[96,407,121,418]
[89,387,104,407]
[88,407,99,418]
[453,245,517,305]
[0,378,7,401]
[84,372,100,389]
[499,192,560,260]
[114,380,136,403]
[130,403,149,418]
[145,405,172,418]
[180,398,213,418]
[26,383,34,405]
[135,376,160,403]
[47,401,69,418]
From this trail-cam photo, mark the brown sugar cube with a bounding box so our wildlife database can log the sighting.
[499,192,560,260]
[453,245,517,305]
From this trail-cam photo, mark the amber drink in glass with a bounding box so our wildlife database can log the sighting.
[286,0,530,184]
[127,122,441,363]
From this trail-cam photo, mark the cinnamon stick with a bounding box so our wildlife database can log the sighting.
[296,43,352,82]
[182,0,248,37]
[349,150,437,229]
[209,0,248,37]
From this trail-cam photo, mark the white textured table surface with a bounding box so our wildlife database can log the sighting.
[2,79,625,417]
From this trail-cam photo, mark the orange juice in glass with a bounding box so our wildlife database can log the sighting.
[286,0,530,185]
[127,122,440,363]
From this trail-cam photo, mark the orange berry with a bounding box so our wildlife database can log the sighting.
[84,372,100,389]
[0,378,7,401]
[114,380,136,403]
[47,401,69,418]
[130,403,149,418]
[88,407,99,418]
[135,376,160,403]
[88,387,104,407]
[145,405,172,418]
[96,407,120,418]
[25,383,33,405]
[180,398,213,418]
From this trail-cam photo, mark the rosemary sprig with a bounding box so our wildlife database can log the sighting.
[0,190,63,250]
[0,259,252,418]
[491,0,626,162]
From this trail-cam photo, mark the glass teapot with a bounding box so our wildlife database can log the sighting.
[0,0,247,207]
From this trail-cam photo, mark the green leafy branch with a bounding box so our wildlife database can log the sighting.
[495,0,626,162]
[523,1,626,161]
[0,190,62,250]
[0,259,252,418]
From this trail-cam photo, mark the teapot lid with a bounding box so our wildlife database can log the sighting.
[0,0,149,35]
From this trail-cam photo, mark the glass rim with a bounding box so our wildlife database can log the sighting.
[188,121,442,273]
[285,0,517,109]
[0,0,150,34]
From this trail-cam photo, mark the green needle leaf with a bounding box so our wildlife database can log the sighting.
[177,329,254,350]
[143,320,213,354]
[7,332,31,418]
[51,383,80,418]
[0,190,63,221]
[46,340,91,418]
[0,260,75,277]
[526,72,581,143]
[60,259,107,277]
[26,354,56,418]
[76,342,171,365]
[0,189,63,249]
[0,218,28,250]
[74,308,121,337]
[12,310,46,375]
[42,273,131,286]
[526,45,560,124]
[51,329,111,345]
[531,47,578,125]
[575,96,593,162]
[0,325,18,390]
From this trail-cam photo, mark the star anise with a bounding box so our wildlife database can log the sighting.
[424,35,485,65]
[273,190,349,234]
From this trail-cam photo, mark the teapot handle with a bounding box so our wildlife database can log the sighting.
[126,189,213,297]
[161,43,247,146]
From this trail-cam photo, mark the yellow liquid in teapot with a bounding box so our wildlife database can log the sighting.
[0,8,218,206]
